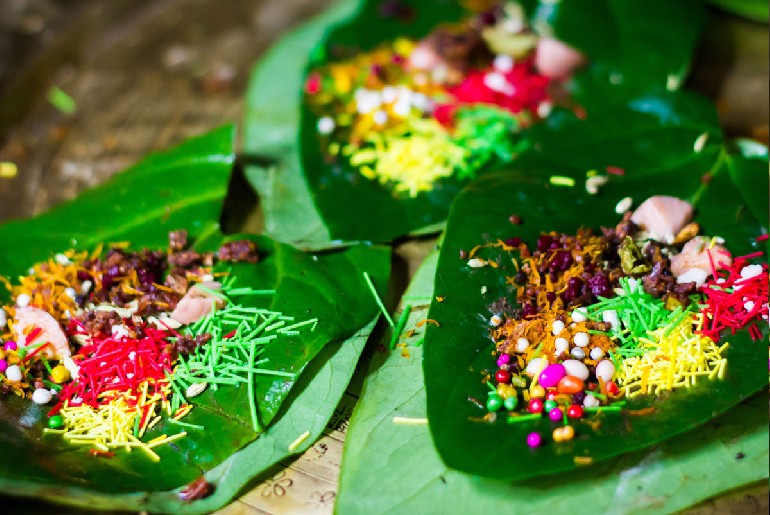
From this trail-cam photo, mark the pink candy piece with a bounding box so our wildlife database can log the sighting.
[538,363,566,388]
[496,354,511,367]
[171,282,225,325]
[526,432,543,448]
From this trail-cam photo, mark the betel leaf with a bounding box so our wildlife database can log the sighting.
[245,0,707,247]
[524,0,707,109]
[337,252,769,514]
[296,0,467,244]
[0,126,390,508]
[706,0,769,22]
[244,0,361,249]
[423,92,768,480]
[1,319,377,514]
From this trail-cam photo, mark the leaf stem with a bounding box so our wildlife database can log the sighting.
[690,147,727,207]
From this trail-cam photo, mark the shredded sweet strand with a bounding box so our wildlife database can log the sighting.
[620,312,727,397]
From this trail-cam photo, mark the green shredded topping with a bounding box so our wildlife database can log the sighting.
[169,284,317,434]
[363,271,395,327]
[389,304,413,349]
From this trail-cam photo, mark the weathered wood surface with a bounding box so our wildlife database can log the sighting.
[0,1,766,513]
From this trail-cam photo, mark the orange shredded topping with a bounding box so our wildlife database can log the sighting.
[493,310,614,362]
[7,249,89,323]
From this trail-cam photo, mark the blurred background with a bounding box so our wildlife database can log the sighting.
[0,0,767,225]
[0,0,766,513]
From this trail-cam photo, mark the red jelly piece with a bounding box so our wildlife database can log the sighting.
[495,369,511,384]
[545,390,559,401]
[567,404,584,419]
[527,398,544,414]
[606,381,620,396]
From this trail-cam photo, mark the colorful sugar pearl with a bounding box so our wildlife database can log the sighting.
[567,405,584,419]
[48,415,64,429]
[495,369,511,384]
[49,365,70,384]
[530,385,546,399]
[548,407,563,422]
[5,364,22,382]
[487,394,504,412]
[605,381,620,396]
[496,383,516,399]
[553,425,575,443]
[562,359,589,380]
[527,398,544,414]
[526,432,543,448]
[3,341,17,352]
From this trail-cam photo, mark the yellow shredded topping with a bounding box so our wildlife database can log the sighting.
[619,313,727,398]
[345,118,467,197]
[56,381,186,460]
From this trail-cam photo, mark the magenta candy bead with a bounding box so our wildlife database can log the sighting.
[548,407,563,421]
[0,359,6,373]
[538,363,566,388]
[496,354,511,367]
[3,341,17,352]
[526,432,543,448]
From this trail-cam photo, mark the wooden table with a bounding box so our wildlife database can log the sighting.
[0,1,767,513]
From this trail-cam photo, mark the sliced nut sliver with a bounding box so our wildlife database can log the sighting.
[185,382,208,398]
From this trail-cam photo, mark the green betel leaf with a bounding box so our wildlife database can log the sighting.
[338,252,768,513]
[525,0,706,109]
[423,92,768,480]
[706,0,769,22]
[245,0,708,247]
[244,0,362,249]
[1,319,375,514]
[0,126,390,511]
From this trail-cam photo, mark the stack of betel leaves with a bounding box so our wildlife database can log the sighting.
[0,0,767,513]
[0,127,390,512]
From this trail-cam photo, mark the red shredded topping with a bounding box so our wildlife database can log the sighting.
[50,324,173,415]
[698,252,769,341]
[25,327,42,345]
[22,342,51,363]
[434,59,550,124]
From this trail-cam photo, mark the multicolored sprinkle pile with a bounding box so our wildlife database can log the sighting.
[466,195,768,448]
[305,1,584,196]
[0,231,317,460]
